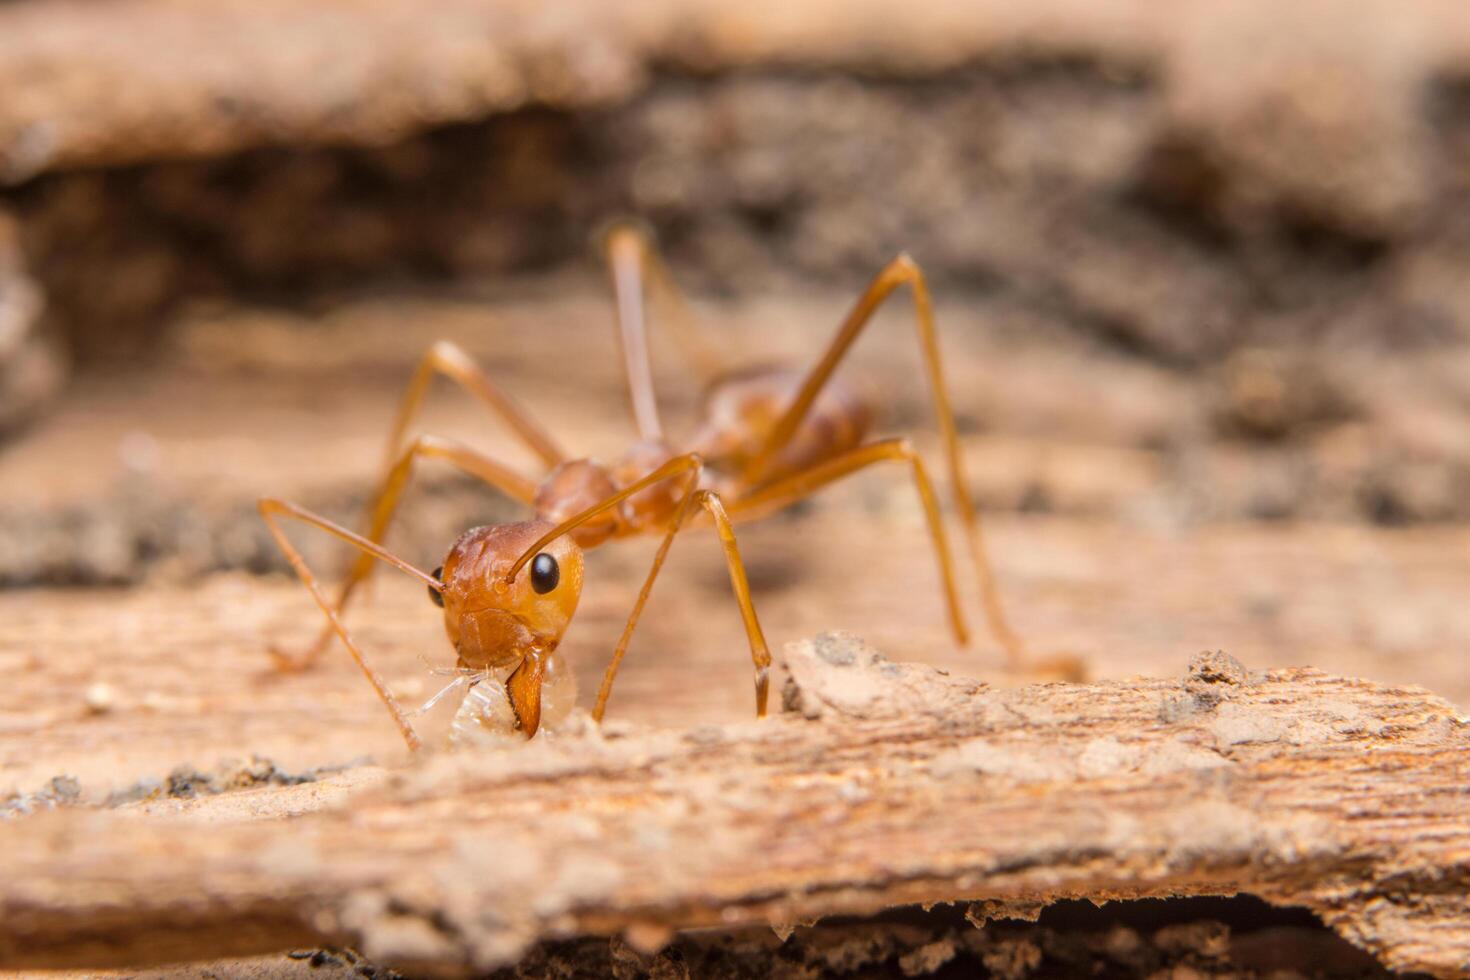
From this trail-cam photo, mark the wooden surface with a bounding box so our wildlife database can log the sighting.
[3,283,1470,976]
[1,640,1467,977]
[5,514,1470,798]
[3,2,1470,969]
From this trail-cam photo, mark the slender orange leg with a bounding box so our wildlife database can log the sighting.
[258,498,435,752]
[691,490,773,714]
[743,254,1026,666]
[382,340,565,475]
[272,436,538,671]
[602,223,730,441]
[729,437,967,645]
[605,225,664,442]
[591,480,773,723]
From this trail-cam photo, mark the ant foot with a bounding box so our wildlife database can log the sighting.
[1014,651,1088,684]
[266,643,318,674]
[754,666,770,717]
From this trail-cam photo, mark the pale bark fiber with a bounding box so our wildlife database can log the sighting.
[1,635,1467,977]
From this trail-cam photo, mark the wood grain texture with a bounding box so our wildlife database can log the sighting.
[2,638,1466,977]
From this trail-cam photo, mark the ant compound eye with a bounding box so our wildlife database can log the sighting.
[530,553,560,594]
[428,566,445,608]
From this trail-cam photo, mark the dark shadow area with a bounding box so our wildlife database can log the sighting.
[486,895,1407,979]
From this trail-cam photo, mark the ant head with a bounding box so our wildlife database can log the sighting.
[432,521,584,674]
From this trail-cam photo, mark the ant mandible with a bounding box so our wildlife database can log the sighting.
[259,222,1036,751]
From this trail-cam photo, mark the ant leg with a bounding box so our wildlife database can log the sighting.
[692,490,773,716]
[729,438,967,646]
[410,672,475,718]
[741,254,1026,667]
[382,339,565,476]
[272,435,537,672]
[258,498,434,752]
[601,221,730,442]
[604,223,663,442]
[590,483,772,723]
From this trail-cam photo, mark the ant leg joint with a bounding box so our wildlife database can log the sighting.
[426,338,462,363]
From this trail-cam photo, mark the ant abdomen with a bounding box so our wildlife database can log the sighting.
[691,368,873,484]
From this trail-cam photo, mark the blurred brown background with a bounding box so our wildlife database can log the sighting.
[2,0,1470,790]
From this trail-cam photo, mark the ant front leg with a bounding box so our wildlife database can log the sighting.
[271,435,538,672]
[742,254,1029,669]
[690,489,774,716]
[590,482,773,724]
[258,498,434,752]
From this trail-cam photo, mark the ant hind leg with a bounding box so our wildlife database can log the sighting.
[728,438,967,647]
[601,221,730,420]
[739,254,1041,672]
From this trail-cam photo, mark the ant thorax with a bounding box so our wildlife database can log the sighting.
[533,440,690,544]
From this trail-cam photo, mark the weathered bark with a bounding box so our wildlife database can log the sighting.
[0,0,1148,178]
[3,0,1470,198]
[1,637,1465,977]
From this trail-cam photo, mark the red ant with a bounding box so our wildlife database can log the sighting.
[259,223,1042,751]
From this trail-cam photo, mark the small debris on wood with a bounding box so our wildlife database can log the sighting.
[82,681,114,715]
[1185,648,1253,695]
[0,774,80,818]
[1159,649,1255,721]
[777,630,984,722]
[5,755,348,812]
